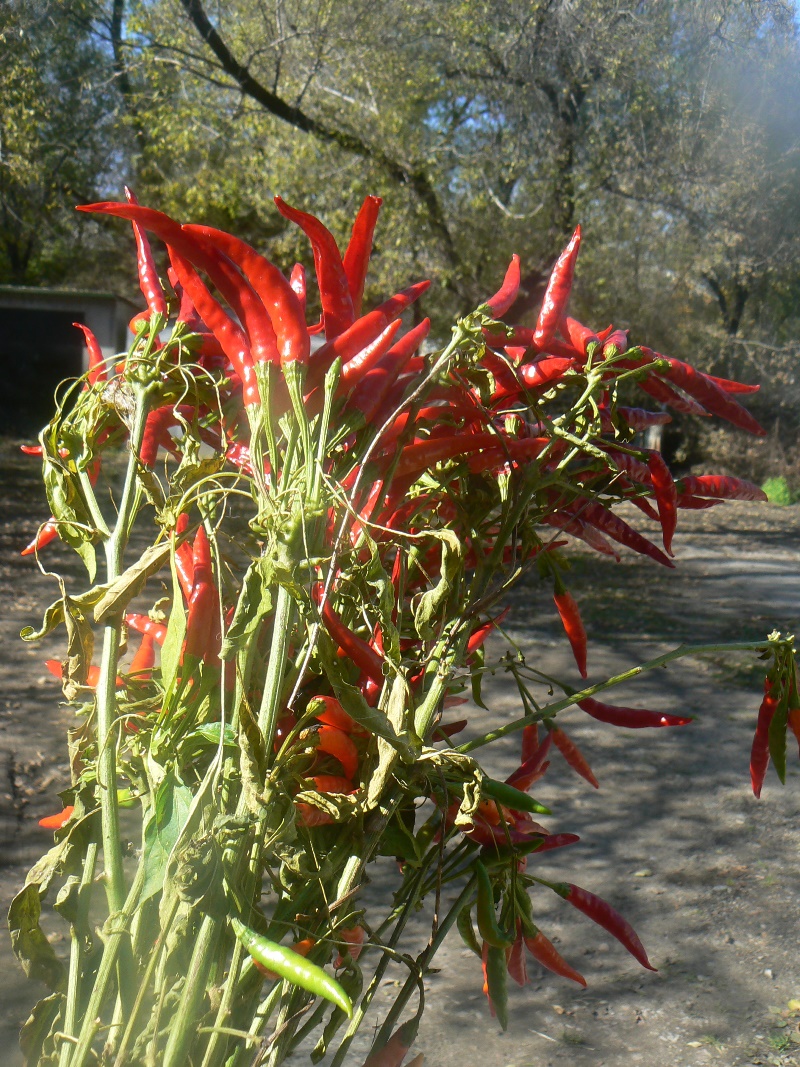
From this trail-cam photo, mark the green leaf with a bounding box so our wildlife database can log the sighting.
[8,883,66,991]
[42,447,97,581]
[141,772,193,903]
[367,673,413,808]
[20,583,108,643]
[221,557,273,660]
[160,563,187,695]
[93,542,171,624]
[19,993,63,1067]
[182,722,237,749]
[413,530,463,641]
[471,652,488,710]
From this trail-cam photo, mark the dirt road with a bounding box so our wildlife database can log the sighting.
[2,440,799,1067]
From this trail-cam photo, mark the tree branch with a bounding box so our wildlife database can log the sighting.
[178,0,463,283]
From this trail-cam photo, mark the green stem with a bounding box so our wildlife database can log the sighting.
[224,983,284,1067]
[96,386,151,915]
[68,863,145,1067]
[330,873,475,1067]
[369,875,477,1052]
[162,914,221,1067]
[112,896,179,1067]
[257,584,296,753]
[457,638,781,753]
[57,843,98,1067]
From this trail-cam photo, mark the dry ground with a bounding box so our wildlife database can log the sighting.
[1,441,799,1067]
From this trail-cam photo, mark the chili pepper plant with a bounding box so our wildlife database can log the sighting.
[10,192,798,1067]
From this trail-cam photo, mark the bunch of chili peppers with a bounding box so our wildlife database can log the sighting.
[11,191,796,1067]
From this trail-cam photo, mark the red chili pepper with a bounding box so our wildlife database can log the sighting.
[313,586,385,685]
[184,224,309,366]
[647,450,677,556]
[295,802,335,828]
[506,922,528,987]
[535,336,582,362]
[536,832,581,852]
[126,614,167,646]
[616,407,672,431]
[182,525,216,663]
[544,512,620,560]
[750,677,780,798]
[289,263,307,313]
[138,405,184,467]
[523,928,586,986]
[506,734,552,791]
[317,725,359,779]
[391,432,504,479]
[169,248,260,404]
[533,226,581,350]
[555,882,655,970]
[553,588,588,678]
[519,356,576,392]
[77,203,261,405]
[677,475,766,502]
[432,718,468,741]
[466,608,510,655]
[485,254,520,317]
[338,319,403,390]
[548,724,599,788]
[647,351,765,436]
[343,195,383,317]
[675,494,722,511]
[21,520,60,556]
[362,1018,419,1067]
[521,723,539,763]
[73,323,107,386]
[180,227,280,368]
[124,187,168,316]
[602,449,652,486]
[705,373,760,395]
[169,266,205,331]
[20,444,43,456]
[309,695,363,735]
[274,196,355,339]
[333,924,366,967]
[788,705,800,760]
[578,695,691,729]
[46,660,103,688]
[346,314,426,421]
[129,631,156,676]
[561,316,600,356]
[173,513,195,602]
[310,281,430,388]
[601,329,628,357]
[311,775,357,795]
[38,806,74,830]
[637,375,709,417]
[571,499,674,569]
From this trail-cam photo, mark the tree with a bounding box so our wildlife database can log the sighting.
[0,1,131,287]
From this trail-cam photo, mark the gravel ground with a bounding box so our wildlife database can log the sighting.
[2,440,799,1067]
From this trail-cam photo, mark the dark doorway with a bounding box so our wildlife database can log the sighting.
[0,309,85,435]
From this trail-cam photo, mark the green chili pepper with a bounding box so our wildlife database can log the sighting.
[481,777,551,815]
[456,903,482,957]
[475,861,512,949]
[483,944,509,1030]
[231,918,353,1016]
